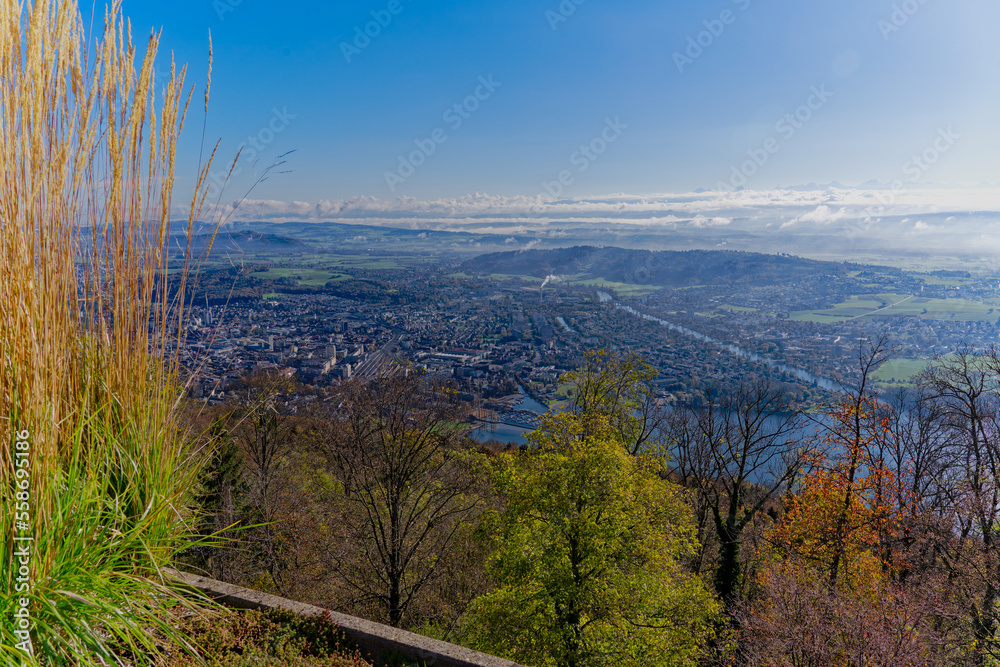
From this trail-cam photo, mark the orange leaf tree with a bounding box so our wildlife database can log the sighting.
[773,396,905,594]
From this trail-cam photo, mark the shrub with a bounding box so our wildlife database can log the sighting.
[161,609,372,667]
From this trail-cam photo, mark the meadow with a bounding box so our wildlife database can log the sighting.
[791,293,1000,323]
[250,268,351,286]
[870,358,933,386]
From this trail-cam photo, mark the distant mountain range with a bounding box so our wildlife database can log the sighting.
[463,247,857,287]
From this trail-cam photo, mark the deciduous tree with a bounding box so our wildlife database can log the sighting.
[562,349,666,455]
[318,371,483,627]
[671,379,804,607]
[463,413,720,667]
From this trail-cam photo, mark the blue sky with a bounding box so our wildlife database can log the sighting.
[114,0,999,203]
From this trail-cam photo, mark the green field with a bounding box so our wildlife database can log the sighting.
[791,294,1000,323]
[910,273,978,287]
[250,268,351,286]
[312,254,432,269]
[249,253,440,283]
[882,297,998,320]
[790,296,886,322]
[564,278,661,296]
[872,358,933,386]
[447,272,545,283]
[719,304,760,314]
[549,383,575,411]
[448,273,660,295]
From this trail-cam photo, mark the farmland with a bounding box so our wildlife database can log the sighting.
[791,294,1000,323]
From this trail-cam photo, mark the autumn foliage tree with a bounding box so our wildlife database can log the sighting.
[738,337,975,665]
[773,397,904,591]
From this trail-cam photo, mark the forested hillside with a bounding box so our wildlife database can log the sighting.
[463,247,859,286]
[185,343,1000,666]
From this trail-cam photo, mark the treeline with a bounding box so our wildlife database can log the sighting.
[182,341,1000,666]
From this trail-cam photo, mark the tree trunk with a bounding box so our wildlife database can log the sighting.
[715,533,741,608]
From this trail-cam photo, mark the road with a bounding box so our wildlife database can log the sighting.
[849,295,915,321]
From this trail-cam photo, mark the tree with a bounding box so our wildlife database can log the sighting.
[671,379,804,608]
[739,338,979,665]
[224,370,301,593]
[880,387,953,582]
[318,371,483,627]
[185,416,249,583]
[226,370,300,523]
[814,334,895,589]
[917,347,1000,662]
[739,562,960,667]
[463,412,720,667]
[770,423,898,597]
[562,349,666,455]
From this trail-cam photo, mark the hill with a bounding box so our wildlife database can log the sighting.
[181,230,309,257]
[462,247,856,287]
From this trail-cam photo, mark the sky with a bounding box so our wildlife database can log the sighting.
[111,0,1000,213]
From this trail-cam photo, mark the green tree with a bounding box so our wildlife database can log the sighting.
[562,349,665,455]
[462,413,721,667]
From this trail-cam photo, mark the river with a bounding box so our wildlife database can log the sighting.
[471,294,844,446]
[598,292,844,393]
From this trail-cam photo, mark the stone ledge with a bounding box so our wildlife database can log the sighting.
[165,569,524,667]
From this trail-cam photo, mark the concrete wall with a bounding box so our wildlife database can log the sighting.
[166,569,524,667]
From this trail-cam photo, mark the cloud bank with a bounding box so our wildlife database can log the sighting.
[179,186,1000,258]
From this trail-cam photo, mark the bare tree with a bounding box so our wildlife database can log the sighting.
[672,378,804,607]
[225,370,300,592]
[318,371,483,627]
[738,564,964,667]
[814,334,894,589]
[917,346,1000,662]
[881,386,954,581]
[666,405,717,576]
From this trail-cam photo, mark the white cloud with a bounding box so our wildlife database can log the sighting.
[689,215,732,228]
[177,187,1000,242]
[781,205,853,229]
